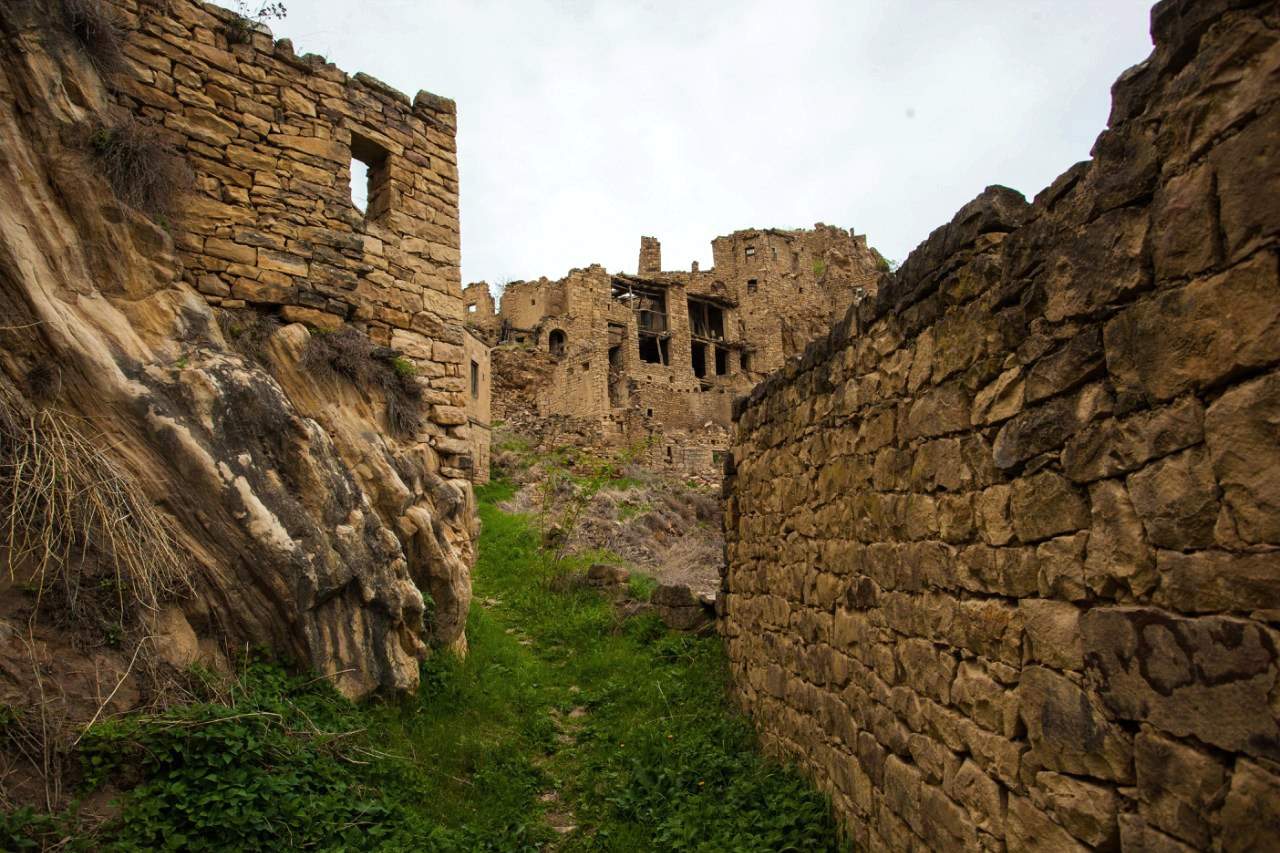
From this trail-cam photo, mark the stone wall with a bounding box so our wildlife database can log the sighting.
[722,1,1280,849]
[104,0,485,480]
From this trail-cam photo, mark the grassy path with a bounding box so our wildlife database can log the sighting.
[372,479,843,850]
[6,481,844,851]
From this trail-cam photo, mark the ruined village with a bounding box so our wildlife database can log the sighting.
[0,0,1277,850]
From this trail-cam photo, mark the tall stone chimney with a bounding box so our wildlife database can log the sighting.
[638,236,661,276]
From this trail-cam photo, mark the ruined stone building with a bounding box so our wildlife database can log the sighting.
[468,226,884,474]
[0,0,495,699]
[723,0,1280,848]
[104,0,491,483]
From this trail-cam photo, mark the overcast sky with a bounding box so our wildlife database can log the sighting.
[249,1,1156,289]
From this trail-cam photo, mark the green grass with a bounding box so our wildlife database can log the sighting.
[7,480,843,851]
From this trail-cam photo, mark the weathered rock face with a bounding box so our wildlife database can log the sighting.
[722,0,1280,848]
[0,0,477,698]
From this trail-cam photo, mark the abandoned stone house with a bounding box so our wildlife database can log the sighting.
[467,226,884,473]
[100,0,491,482]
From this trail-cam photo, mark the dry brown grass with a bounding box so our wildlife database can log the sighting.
[59,0,126,75]
[0,381,192,623]
[303,326,424,437]
[88,117,193,223]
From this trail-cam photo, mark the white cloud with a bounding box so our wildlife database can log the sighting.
[258,0,1155,286]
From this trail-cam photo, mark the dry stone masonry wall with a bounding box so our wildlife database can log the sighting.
[104,0,486,480]
[723,0,1280,849]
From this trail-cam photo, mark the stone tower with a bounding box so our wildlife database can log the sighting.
[638,236,661,276]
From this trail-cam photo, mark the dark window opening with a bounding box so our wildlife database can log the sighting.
[350,132,390,219]
[612,278,668,333]
[638,334,669,365]
[581,361,590,371]
[666,445,673,462]
[470,360,480,398]
[791,251,800,272]
[608,342,625,406]
[747,278,758,293]
[771,247,778,260]
[687,298,725,341]
[715,347,728,376]
[548,328,566,357]
[646,407,654,418]
[691,341,707,378]
[740,351,751,372]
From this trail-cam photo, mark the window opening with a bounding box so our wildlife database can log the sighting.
[714,347,728,376]
[691,341,707,378]
[548,328,566,357]
[349,132,390,219]
[687,298,725,341]
[638,335,669,365]
[470,360,480,398]
[740,351,751,372]
[467,303,477,314]
[608,340,625,407]
[747,278,758,293]
[646,408,654,418]
[745,245,755,258]
[614,278,670,367]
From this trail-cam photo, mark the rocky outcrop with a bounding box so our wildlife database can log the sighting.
[0,1,475,698]
[723,0,1280,848]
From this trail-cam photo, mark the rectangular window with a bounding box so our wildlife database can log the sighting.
[470,360,479,398]
[740,351,751,372]
[714,347,728,376]
[638,334,668,365]
[350,132,390,219]
[745,245,755,258]
[687,298,725,341]
[691,341,707,378]
[747,278,758,293]
[467,303,477,314]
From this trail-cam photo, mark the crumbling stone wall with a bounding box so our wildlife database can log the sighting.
[104,0,485,480]
[484,226,884,477]
[723,1,1280,848]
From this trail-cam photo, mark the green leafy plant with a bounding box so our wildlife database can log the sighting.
[812,258,827,278]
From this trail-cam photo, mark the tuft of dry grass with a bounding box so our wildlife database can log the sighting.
[59,0,127,75]
[0,380,193,623]
[302,326,424,437]
[88,117,192,223]
[217,308,280,365]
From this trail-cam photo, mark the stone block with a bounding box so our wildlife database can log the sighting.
[1018,665,1132,782]
[1103,253,1280,402]
[994,383,1113,469]
[1218,759,1280,853]
[1061,396,1204,483]
[1084,479,1156,598]
[971,490,1012,553]
[1205,371,1280,544]
[1030,772,1118,848]
[1081,607,1280,761]
[1020,599,1084,670]
[1036,533,1088,602]
[1151,162,1220,280]
[1126,447,1219,550]
[1010,471,1089,544]
[1134,729,1226,849]
[1156,549,1280,614]
[1024,328,1103,404]
[1005,794,1090,853]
